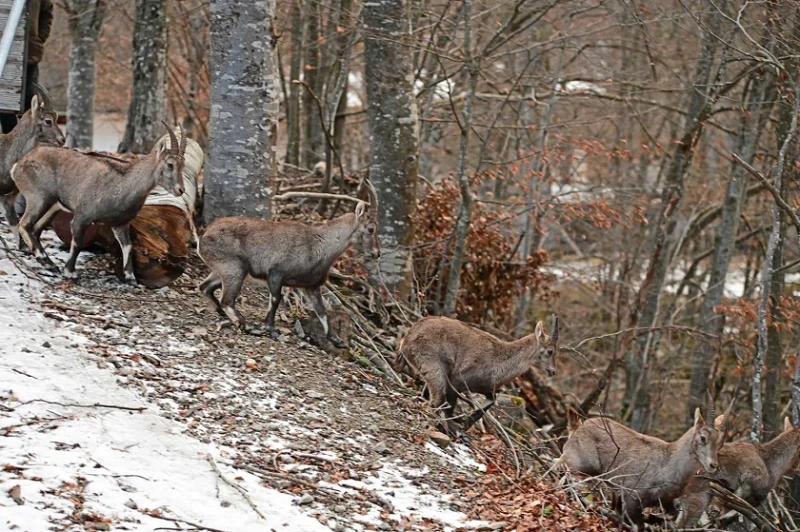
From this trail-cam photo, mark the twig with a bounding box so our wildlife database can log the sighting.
[11,368,37,380]
[708,480,780,532]
[205,454,266,520]
[15,399,146,412]
[272,191,363,203]
[732,152,800,236]
[223,461,341,497]
[146,512,233,532]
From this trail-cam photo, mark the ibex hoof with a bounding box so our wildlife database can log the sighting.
[329,336,347,349]
[62,268,77,279]
[122,273,137,286]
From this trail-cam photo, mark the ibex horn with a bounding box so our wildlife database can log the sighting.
[551,315,559,341]
[706,390,716,424]
[365,180,379,222]
[161,121,179,157]
[178,124,187,157]
[32,82,53,111]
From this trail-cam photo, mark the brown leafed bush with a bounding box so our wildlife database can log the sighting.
[413,175,551,328]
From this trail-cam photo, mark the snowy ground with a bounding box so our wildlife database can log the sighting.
[0,228,492,532]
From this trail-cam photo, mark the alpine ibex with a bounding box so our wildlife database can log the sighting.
[0,85,65,237]
[198,181,380,347]
[675,416,800,528]
[395,315,559,437]
[559,403,730,528]
[12,123,185,282]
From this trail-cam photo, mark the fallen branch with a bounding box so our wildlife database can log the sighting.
[206,454,266,520]
[11,368,37,380]
[272,191,362,203]
[15,399,146,412]
[224,461,341,498]
[708,480,780,532]
[146,511,233,532]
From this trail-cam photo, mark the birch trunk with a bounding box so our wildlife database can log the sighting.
[686,70,773,424]
[624,3,725,432]
[64,0,106,149]
[363,0,419,298]
[118,0,168,154]
[204,0,279,221]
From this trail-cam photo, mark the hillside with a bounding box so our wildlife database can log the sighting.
[0,224,610,532]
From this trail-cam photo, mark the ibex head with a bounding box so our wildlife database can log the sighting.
[781,417,800,471]
[157,122,186,197]
[533,314,559,377]
[351,180,381,260]
[30,83,65,147]
[691,396,730,473]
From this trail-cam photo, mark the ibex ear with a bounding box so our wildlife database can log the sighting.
[355,201,366,220]
[534,321,544,339]
[694,407,706,427]
[714,415,725,429]
[30,95,40,114]
[785,417,794,432]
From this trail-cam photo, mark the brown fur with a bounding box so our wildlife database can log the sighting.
[395,315,559,436]
[559,408,726,527]
[676,417,800,528]
[12,124,185,282]
[198,184,380,348]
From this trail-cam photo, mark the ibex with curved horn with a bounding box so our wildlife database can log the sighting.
[12,123,185,282]
[395,315,560,437]
[0,83,65,237]
[199,181,381,347]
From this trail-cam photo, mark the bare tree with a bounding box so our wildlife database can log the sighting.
[203,0,279,221]
[363,0,419,297]
[64,0,106,149]
[118,0,168,154]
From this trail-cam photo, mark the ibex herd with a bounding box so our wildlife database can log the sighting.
[2,88,798,532]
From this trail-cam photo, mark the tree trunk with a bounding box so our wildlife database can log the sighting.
[64,0,106,149]
[286,0,304,167]
[624,3,725,432]
[686,69,773,425]
[302,1,323,167]
[204,0,279,222]
[118,0,168,154]
[363,0,419,299]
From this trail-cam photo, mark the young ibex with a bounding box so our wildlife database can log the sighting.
[0,85,65,235]
[395,315,559,437]
[12,123,185,281]
[559,403,730,528]
[675,416,800,528]
[198,182,380,347]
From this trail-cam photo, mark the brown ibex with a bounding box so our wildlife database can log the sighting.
[559,403,730,528]
[0,85,65,237]
[675,416,800,528]
[395,315,559,437]
[198,182,380,347]
[12,123,185,282]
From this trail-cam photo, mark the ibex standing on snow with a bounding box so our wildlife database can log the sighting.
[559,401,730,528]
[0,85,65,235]
[395,315,559,437]
[198,182,380,348]
[675,416,800,528]
[12,123,185,282]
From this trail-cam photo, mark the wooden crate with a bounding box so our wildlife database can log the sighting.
[0,0,26,113]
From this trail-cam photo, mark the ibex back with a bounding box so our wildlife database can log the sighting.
[395,315,559,437]
[0,86,65,237]
[199,182,380,348]
[676,416,800,528]
[559,405,729,527]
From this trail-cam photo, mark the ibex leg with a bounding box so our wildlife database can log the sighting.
[219,272,246,329]
[199,272,225,317]
[64,217,89,278]
[428,374,460,437]
[111,225,136,284]
[18,197,57,269]
[0,191,19,228]
[260,272,283,338]
[305,287,346,348]
[32,202,66,241]
[462,392,496,432]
